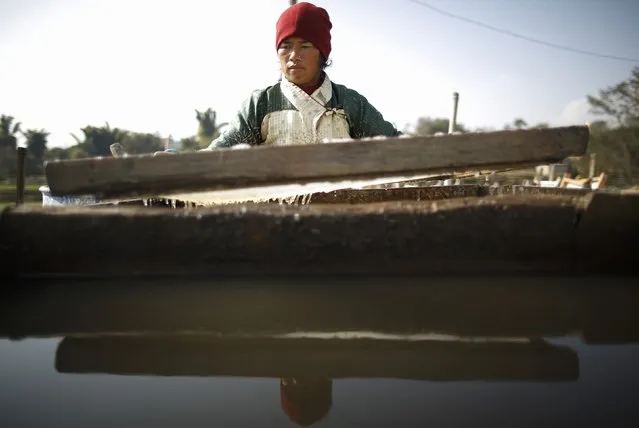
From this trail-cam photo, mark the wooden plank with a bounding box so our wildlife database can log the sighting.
[3,192,638,277]
[54,336,579,381]
[43,126,589,199]
[2,277,638,343]
[1,194,596,277]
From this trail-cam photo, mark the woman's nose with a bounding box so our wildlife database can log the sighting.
[289,49,301,61]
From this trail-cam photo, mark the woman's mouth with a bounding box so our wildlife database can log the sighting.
[288,68,305,76]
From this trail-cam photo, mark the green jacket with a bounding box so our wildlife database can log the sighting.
[208,76,401,149]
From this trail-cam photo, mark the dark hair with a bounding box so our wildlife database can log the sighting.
[320,54,332,70]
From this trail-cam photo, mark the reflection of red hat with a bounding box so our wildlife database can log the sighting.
[275,2,333,59]
[280,378,332,426]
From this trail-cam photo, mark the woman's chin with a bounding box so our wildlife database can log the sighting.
[285,72,311,85]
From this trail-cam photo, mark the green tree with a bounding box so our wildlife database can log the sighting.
[578,125,639,186]
[195,108,228,148]
[587,66,639,127]
[503,118,528,130]
[0,114,21,149]
[582,67,639,186]
[0,114,22,180]
[121,132,164,154]
[473,126,497,133]
[179,136,200,151]
[513,118,528,129]
[502,119,548,131]
[532,122,549,129]
[23,129,49,175]
[68,145,90,159]
[412,117,468,136]
[45,147,71,161]
[71,122,127,157]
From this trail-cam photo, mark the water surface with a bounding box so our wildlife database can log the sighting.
[2,276,638,427]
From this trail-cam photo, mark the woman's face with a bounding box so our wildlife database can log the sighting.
[278,36,322,87]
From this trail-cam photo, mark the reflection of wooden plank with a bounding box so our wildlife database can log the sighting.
[43,126,589,199]
[54,336,579,382]
[2,277,638,343]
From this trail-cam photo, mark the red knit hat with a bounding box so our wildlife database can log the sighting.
[275,2,332,59]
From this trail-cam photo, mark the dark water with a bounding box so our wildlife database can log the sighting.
[1,276,639,427]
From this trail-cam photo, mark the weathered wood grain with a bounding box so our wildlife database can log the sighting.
[1,191,636,277]
[0,194,586,276]
[54,335,579,381]
[43,126,589,199]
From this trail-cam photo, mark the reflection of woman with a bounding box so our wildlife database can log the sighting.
[280,378,332,426]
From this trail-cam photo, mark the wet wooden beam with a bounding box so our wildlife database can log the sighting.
[1,194,595,276]
[43,126,589,199]
[3,191,638,277]
[54,336,579,382]
[2,277,638,343]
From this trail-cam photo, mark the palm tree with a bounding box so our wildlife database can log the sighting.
[22,129,49,174]
[23,129,49,161]
[0,114,22,149]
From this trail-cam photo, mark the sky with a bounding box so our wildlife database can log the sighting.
[1,0,638,148]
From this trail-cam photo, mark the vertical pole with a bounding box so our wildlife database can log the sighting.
[449,92,459,134]
[588,153,596,178]
[16,146,27,206]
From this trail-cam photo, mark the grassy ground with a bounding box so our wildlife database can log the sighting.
[0,201,41,209]
[0,183,42,206]
[0,183,41,191]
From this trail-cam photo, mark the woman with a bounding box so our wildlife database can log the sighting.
[203,1,401,150]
